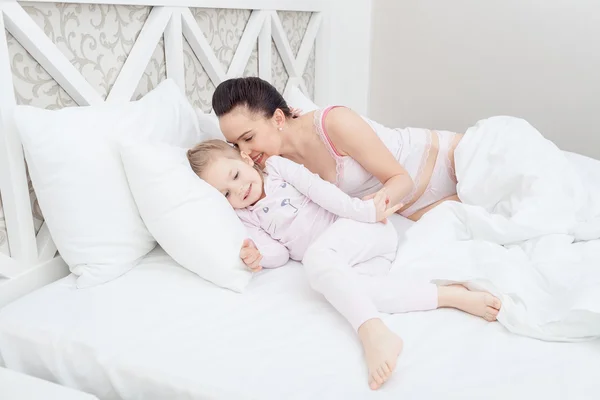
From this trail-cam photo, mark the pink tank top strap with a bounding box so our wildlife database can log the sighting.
[316,106,344,158]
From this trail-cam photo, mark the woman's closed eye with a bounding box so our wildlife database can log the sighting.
[244,135,253,142]
[224,190,230,198]
[234,171,239,180]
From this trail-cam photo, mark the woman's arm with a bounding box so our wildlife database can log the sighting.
[324,107,414,206]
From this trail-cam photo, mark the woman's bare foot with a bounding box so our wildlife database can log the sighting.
[437,284,502,321]
[357,318,404,390]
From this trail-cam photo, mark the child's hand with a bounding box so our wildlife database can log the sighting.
[289,107,303,118]
[367,189,403,224]
[240,239,263,272]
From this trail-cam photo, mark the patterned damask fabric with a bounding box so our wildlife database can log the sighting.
[0,3,316,256]
[278,11,315,99]
[0,171,45,257]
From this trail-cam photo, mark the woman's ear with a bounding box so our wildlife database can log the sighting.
[240,151,255,167]
[273,108,286,130]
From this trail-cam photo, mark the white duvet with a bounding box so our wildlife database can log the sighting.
[392,116,600,341]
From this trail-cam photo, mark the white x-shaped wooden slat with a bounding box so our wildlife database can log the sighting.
[0,2,322,276]
[3,4,320,107]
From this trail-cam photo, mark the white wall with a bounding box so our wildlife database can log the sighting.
[368,0,600,159]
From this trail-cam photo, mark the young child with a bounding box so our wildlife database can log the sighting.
[187,139,501,390]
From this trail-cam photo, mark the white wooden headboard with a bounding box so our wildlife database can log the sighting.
[0,0,329,305]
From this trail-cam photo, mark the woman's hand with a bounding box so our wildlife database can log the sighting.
[240,239,263,272]
[364,189,403,224]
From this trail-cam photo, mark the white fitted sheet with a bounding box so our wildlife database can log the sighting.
[0,151,600,400]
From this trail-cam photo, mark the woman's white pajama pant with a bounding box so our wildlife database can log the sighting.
[302,218,439,331]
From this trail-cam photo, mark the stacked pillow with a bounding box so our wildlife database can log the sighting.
[119,139,251,292]
[15,81,318,291]
[285,86,319,114]
[15,80,248,291]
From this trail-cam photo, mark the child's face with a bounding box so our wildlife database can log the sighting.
[201,153,265,209]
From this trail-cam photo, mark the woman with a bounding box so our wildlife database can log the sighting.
[211,77,501,390]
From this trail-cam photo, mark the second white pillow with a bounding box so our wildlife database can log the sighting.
[120,140,252,292]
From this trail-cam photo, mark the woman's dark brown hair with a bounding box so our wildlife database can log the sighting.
[212,77,292,118]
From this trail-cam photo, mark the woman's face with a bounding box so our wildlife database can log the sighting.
[219,106,285,167]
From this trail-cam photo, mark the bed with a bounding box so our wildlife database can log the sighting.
[1,240,599,400]
[1,1,600,399]
[0,152,599,400]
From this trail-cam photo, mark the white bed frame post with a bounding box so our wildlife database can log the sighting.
[0,10,38,273]
[0,0,330,307]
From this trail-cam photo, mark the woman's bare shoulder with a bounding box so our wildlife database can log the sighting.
[322,107,372,154]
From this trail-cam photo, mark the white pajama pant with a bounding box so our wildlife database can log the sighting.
[302,218,439,331]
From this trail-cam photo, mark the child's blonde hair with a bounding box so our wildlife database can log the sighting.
[187,139,242,177]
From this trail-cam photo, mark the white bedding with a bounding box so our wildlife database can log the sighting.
[394,117,600,341]
[0,250,599,399]
[0,148,599,399]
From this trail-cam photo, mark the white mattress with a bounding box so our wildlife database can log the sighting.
[0,152,600,400]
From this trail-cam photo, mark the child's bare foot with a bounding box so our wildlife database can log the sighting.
[438,284,502,321]
[357,318,404,390]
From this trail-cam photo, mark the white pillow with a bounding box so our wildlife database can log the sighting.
[284,86,319,114]
[15,79,201,288]
[120,141,252,292]
[195,109,224,140]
